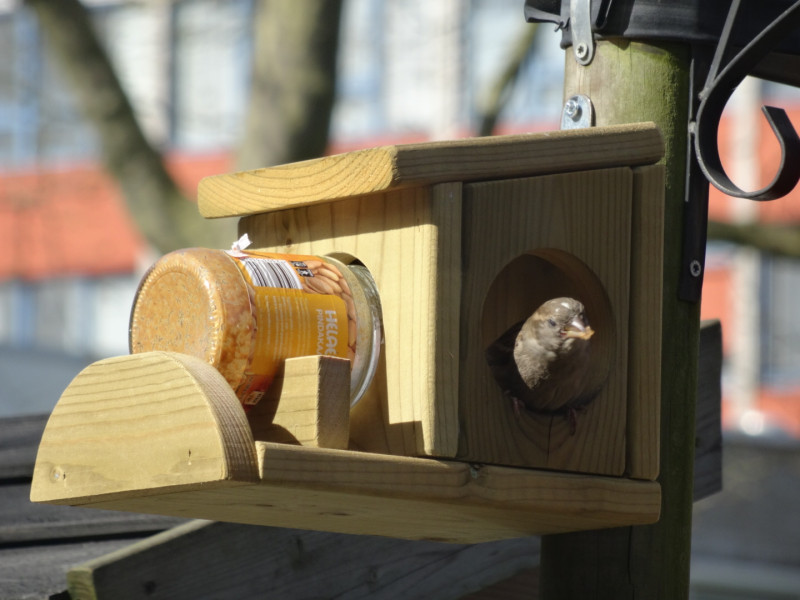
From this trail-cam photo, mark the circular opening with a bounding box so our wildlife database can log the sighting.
[481,249,614,406]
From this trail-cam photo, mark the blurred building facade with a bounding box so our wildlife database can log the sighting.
[0,0,562,369]
[702,78,800,440]
[2,0,800,436]
[1,1,800,429]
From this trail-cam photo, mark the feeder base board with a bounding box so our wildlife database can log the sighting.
[30,351,660,543]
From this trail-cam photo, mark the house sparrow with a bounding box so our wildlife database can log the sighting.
[486,297,595,430]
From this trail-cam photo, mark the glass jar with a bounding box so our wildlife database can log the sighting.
[129,247,382,409]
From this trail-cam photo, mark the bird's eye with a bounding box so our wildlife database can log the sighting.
[547,318,557,327]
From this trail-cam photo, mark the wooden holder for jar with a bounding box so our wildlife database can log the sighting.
[31,351,660,542]
[32,123,665,540]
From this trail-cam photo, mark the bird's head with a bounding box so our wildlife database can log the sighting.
[527,297,594,353]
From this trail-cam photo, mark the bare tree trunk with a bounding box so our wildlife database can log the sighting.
[237,0,343,171]
[24,0,233,253]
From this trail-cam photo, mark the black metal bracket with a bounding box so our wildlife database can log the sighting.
[679,46,713,302]
[526,0,800,302]
[681,0,800,301]
[692,0,800,201]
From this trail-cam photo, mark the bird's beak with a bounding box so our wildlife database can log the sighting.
[562,318,595,340]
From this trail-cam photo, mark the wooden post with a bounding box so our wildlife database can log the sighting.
[540,41,697,599]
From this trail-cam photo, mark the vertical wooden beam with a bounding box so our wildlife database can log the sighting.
[540,40,697,599]
[694,320,723,502]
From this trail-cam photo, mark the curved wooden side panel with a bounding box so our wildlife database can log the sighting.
[30,352,259,505]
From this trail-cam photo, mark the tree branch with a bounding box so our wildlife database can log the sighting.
[476,23,539,137]
[708,219,800,258]
[25,0,233,253]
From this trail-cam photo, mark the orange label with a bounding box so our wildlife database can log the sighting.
[228,251,351,405]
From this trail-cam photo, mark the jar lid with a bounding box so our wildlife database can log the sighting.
[129,248,254,389]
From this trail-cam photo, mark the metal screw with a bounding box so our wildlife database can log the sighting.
[469,464,481,479]
[575,43,589,60]
[690,260,702,277]
[564,99,581,121]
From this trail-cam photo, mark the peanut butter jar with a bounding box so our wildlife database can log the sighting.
[129,247,383,408]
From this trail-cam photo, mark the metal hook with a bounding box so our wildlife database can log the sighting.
[693,0,800,201]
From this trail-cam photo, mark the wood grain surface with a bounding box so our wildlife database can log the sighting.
[241,183,463,459]
[30,352,259,505]
[198,123,664,217]
[459,168,633,475]
[246,355,351,449]
[66,520,540,600]
[626,165,664,480]
[81,442,661,543]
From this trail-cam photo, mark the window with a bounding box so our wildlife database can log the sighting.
[760,254,800,387]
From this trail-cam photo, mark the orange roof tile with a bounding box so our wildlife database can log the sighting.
[0,154,231,282]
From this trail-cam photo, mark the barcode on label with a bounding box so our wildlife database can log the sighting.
[242,258,302,289]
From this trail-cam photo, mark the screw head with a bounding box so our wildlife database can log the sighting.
[575,43,589,59]
[690,260,703,277]
[564,99,581,120]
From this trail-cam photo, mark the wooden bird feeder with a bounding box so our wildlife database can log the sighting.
[31,123,665,543]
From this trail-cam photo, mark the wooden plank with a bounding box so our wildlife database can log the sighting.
[30,351,260,505]
[695,319,722,501]
[246,355,351,449]
[626,164,665,480]
[458,168,633,475]
[67,520,540,600]
[240,183,462,458]
[0,538,139,600]
[198,123,664,218]
[74,442,660,544]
